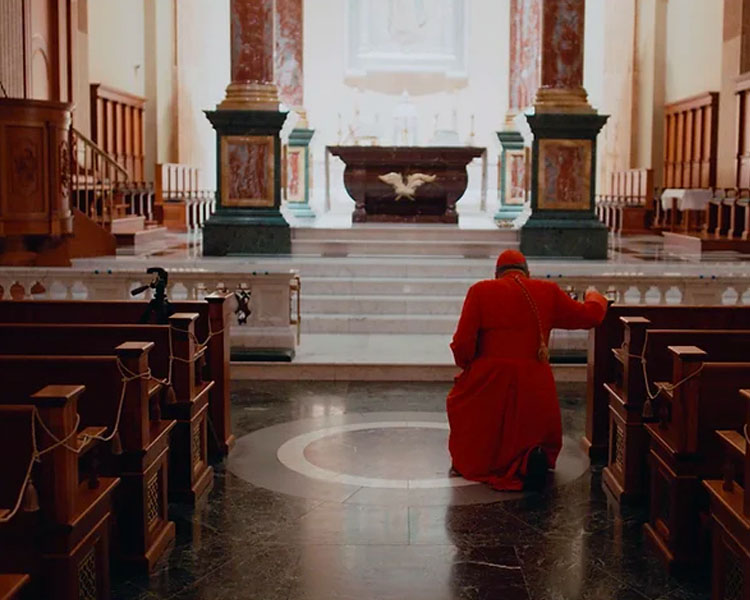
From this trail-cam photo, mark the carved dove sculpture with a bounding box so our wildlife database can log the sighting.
[378,172,437,201]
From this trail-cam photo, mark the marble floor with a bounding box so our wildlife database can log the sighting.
[113,381,710,600]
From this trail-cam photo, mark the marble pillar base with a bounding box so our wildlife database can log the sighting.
[520,216,608,259]
[203,210,291,255]
[203,109,290,256]
[522,112,609,260]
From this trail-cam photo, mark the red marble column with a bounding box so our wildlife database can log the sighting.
[219,0,280,111]
[275,0,306,124]
[534,0,592,112]
[508,0,542,115]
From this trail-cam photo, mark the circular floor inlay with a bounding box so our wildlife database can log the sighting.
[278,421,474,489]
[227,411,590,506]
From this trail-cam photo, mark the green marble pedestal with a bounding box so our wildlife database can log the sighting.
[203,110,291,256]
[520,112,609,259]
[285,128,315,219]
[495,130,526,225]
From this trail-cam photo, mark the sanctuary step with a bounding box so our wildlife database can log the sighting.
[231,333,586,382]
[291,225,518,257]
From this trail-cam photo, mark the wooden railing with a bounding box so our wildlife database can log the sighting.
[596,168,654,234]
[71,127,129,227]
[90,83,146,182]
[155,163,216,232]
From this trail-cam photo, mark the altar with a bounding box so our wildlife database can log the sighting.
[327,146,485,224]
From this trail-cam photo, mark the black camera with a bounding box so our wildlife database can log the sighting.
[131,267,174,324]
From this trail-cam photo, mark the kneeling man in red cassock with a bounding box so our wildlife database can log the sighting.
[447,249,608,492]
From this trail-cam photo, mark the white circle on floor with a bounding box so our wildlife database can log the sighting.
[276,421,476,489]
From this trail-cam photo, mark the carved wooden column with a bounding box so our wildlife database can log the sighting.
[496,0,541,226]
[520,0,609,259]
[203,0,291,255]
[277,0,315,218]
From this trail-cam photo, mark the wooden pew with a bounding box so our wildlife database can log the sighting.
[642,346,750,570]
[0,386,119,600]
[0,345,178,571]
[587,305,750,461]
[0,330,213,502]
[0,575,30,600]
[0,294,234,459]
[603,321,750,503]
[703,388,750,600]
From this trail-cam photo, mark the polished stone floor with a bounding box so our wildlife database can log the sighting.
[112,381,711,600]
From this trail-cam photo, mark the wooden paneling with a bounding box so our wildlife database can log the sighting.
[89,83,146,181]
[663,92,719,189]
[0,0,29,98]
[735,72,750,187]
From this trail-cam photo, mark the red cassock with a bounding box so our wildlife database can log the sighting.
[447,273,608,490]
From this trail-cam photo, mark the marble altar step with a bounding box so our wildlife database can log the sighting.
[301,294,465,316]
[302,313,457,334]
[292,225,514,242]
[291,226,518,257]
[303,276,476,296]
[292,238,516,257]
[231,333,586,382]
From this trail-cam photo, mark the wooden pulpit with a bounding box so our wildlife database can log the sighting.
[0,98,73,265]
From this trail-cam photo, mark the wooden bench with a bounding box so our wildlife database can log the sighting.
[603,320,750,503]
[0,575,30,600]
[0,386,119,600]
[0,294,234,459]
[703,388,750,600]
[642,346,750,570]
[0,344,178,571]
[597,168,654,234]
[587,305,750,462]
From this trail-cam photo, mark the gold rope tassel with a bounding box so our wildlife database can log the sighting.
[22,481,40,513]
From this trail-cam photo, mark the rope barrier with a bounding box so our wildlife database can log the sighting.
[0,411,81,524]
[616,330,706,403]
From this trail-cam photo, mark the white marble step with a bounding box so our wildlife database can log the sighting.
[292,225,517,243]
[302,313,458,334]
[303,276,476,296]
[292,238,517,257]
[295,259,495,278]
[302,294,465,315]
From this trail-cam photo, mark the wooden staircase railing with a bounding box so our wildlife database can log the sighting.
[71,127,129,228]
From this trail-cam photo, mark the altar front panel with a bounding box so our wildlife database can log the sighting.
[328,146,484,224]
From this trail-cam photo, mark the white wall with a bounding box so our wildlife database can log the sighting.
[583,0,606,113]
[87,0,146,96]
[304,0,508,216]
[176,0,230,189]
[665,0,723,103]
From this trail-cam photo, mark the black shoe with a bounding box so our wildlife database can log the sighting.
[523,446,549,492]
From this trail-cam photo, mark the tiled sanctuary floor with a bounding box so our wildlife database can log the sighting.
[112,381,710,600]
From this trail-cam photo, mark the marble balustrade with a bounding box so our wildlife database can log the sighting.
[0,269,299,355]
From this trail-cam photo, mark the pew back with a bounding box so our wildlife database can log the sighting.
[0,323,171,378]
[642,329,750,385]
[0,356,123,432]
[0,407,35,511]
[588,305,750,457]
